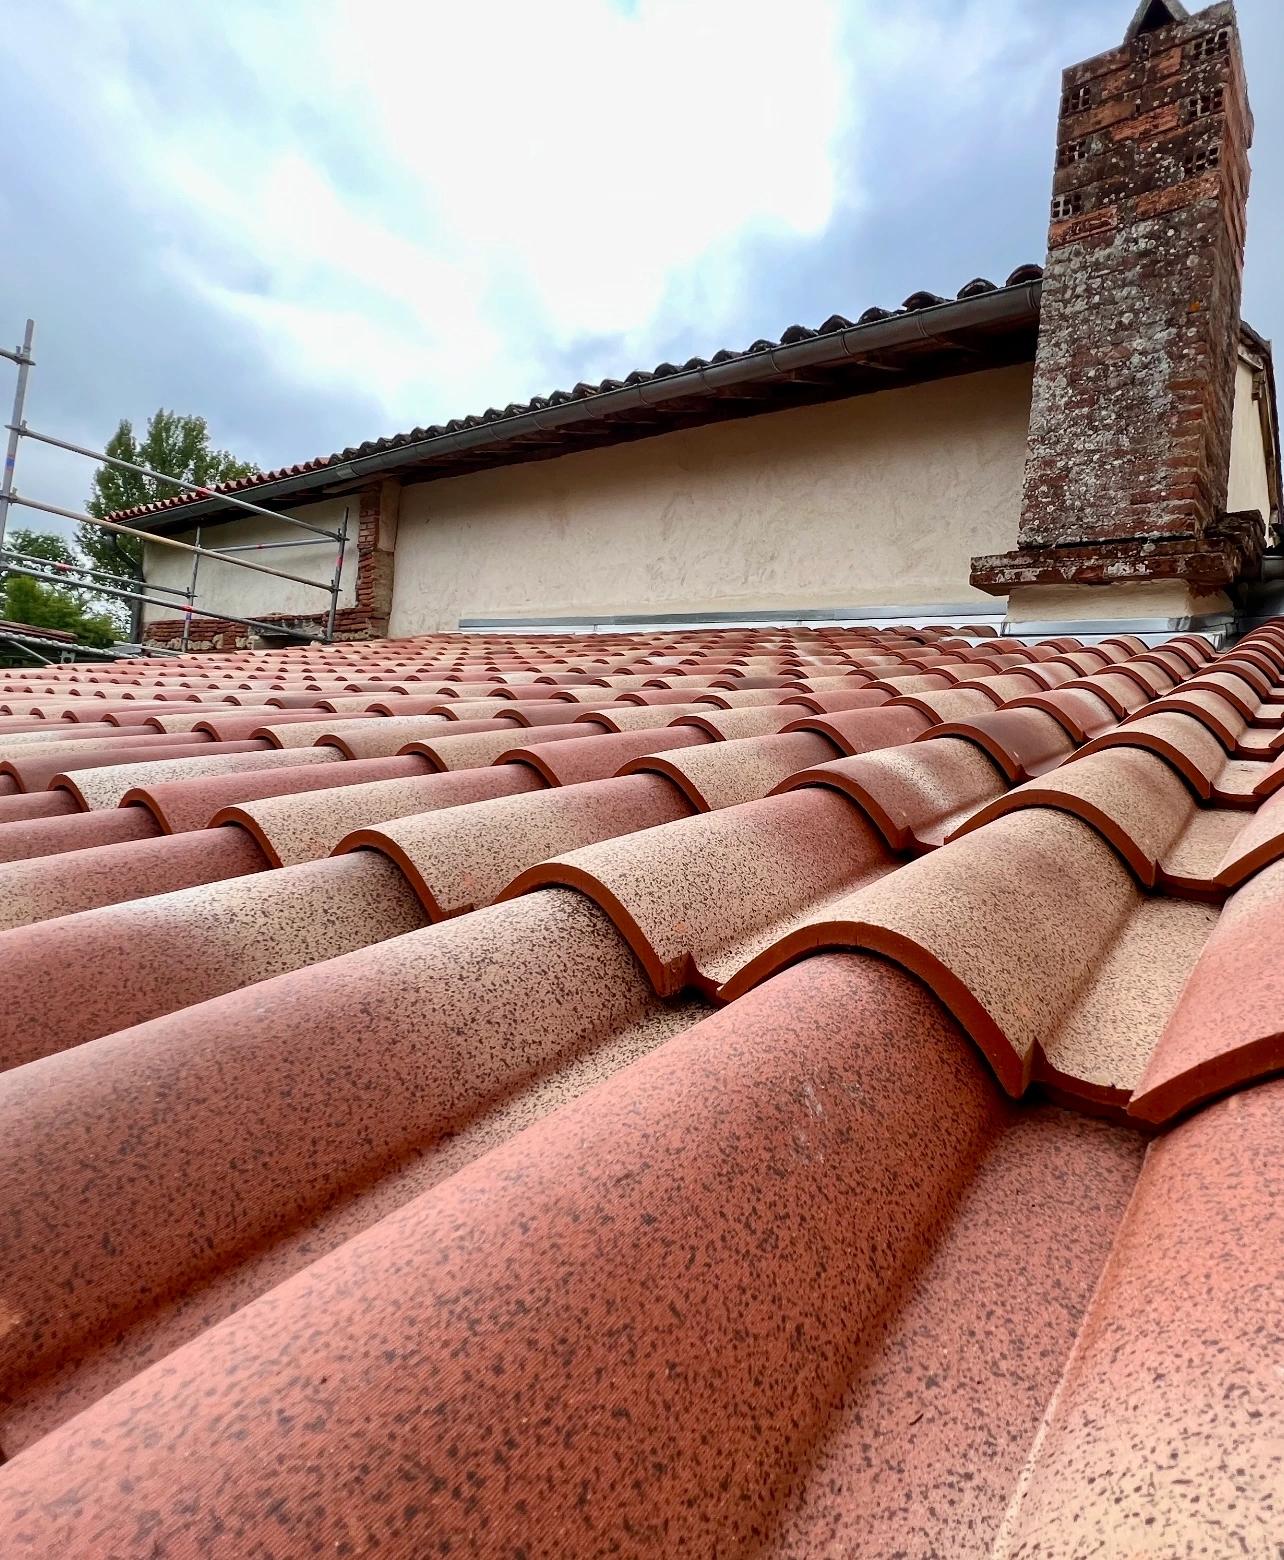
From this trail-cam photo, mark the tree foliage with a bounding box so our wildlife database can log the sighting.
[80,410,257,639]
[0,528,117,650]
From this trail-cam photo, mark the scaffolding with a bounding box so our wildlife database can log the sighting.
[0,318,349,654]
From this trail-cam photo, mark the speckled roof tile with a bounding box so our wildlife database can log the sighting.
[0,617,1280,1552]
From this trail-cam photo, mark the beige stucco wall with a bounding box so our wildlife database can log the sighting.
[142,497,358,624]
[388,364,1035,633]
[1227,358,1274,521]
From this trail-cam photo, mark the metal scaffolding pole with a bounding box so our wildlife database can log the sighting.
[0,315,345,648]
[0,563,325,643]
[10,422,342,540]
[0,320,35,555]
[325,505,350,643]
[182,526,201,653]
[6,494,339,593]
[0,546,189,597]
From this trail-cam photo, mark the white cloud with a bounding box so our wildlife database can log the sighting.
[12,0,851,434]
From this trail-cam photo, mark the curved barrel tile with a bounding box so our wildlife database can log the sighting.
[0,955,1035,1553]
[995,1080,1284,1557]
[341,774,693,918]
[1036,896,1217,1106]
[867,673,952,695]
[623,730,839,811]
[121,751,406,834]
[1141,688,1247,751]
[1184,669,1268,715]
[56,745,335,811]
[724,810,1137,1096]
[0,805,159,865]
[777,737,1008,851]
[1014,661,1078,690]
[891,687,1003,723]
[1105,660,1176,699]
[257,714,447,750]
[492,702,598,725]
[0,852,425,1074]
[1204,788,1284,891]
[0,789,78,824]
[1130,860,1284,1123]
[0,893,709,1452]
[498,724,708,787]
[690,689,788,708]
[0,730,198,764]
[1097,634,1149,657]
[189,711,341,741]
[783,704,932,755]
[615,688,724,706]
[778,688,891,713]
[402,720,605,770]
[583,703,706,729]
[950,672,1047,703]
[0,826,269,935]
[502,788,897,997]
[321,716,512,759]
[674,705,799,740]
[146,706,281,733]
[218,763,545,867]
[951,748,1197,888]
[1065,671,1151,719]
[1005,687,1118,742]
[1074,710,1226,800]
[3,738,263,794]
[923,707,1076,783]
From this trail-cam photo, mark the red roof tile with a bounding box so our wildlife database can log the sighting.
[0,618,1281,1548]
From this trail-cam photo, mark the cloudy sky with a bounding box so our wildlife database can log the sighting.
[3,0,1281,534]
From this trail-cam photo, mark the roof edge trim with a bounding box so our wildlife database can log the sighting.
[142,281,1042,529]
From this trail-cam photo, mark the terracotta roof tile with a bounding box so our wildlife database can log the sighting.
[506,787,898,997]
[497,722,709,787]
[923,706,1076,782]
[783,702,933,752]
[779,736,1009,851]
[0,804,159,865]
[121,752,422,834]
[0,890,705,1454]
[218,762,545,868]
[343,772,693,918]
[622,729,840,811]
[0,619,1281,1546]
[995,1079,1284,1554]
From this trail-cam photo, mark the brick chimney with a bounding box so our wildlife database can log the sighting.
[971,0,1261,619]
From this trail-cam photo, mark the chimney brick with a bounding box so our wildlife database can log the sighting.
[972,2,1261,600]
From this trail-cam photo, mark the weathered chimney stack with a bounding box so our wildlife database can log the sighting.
[972,0,1261,620]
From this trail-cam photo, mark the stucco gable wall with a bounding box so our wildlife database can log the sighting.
[388,364,1035,633]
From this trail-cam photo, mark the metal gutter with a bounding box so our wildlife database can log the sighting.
[149,280,1042,528]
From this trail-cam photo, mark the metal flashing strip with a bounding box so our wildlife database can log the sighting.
[460,603,1006,633]
[1005,612,1235,645]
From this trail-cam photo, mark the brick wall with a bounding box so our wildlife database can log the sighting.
[973,0,1261,598]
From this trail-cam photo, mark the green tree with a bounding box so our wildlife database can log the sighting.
[82,410,257,640]
[0,528,118,653]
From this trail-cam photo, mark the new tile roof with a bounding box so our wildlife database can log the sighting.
[0,619,1281,1553]
[113,266,1045,524]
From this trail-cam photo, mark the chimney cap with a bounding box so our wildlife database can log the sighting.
[1125,0,1190,41]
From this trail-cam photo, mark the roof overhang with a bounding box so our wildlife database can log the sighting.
[145,278,1043,533]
